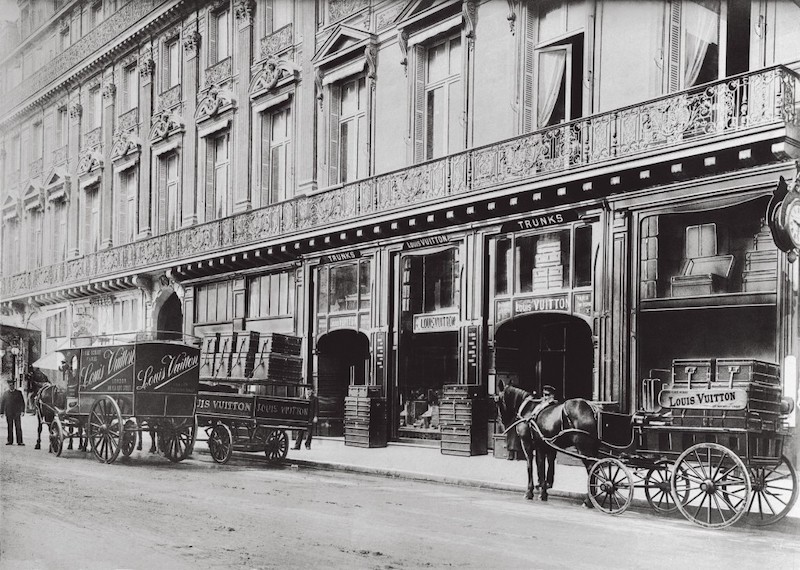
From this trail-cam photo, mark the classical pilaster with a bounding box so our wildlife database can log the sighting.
[182,26,200,226]
[233,3,254,212]
[297,0,318,194]
[138,46,156,237]
[67,91,82,258]
[100,70,116,249]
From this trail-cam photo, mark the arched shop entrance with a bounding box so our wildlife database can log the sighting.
[494,313,593,401]
[316,329,370,436]
[155,291,183,340]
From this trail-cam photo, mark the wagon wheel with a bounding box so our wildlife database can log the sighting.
[587,458,634,515]
[265,429,289,463]
[745,455,798,526]
[87,396,123,464]
[672,442,752,529]
[49,416,64,457]
[120,419,138,458]
[645,460,688,514]
[208,423,233,465]
[160,418,196,463]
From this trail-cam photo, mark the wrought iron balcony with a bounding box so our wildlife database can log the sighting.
[1,65,798,302]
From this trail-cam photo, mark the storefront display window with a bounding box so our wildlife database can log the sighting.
[402,248,458,313]
[247,270,295,318]
[317,259,371,315]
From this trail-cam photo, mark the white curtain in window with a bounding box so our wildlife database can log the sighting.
[683,0,719,87]
[537,49,567,128]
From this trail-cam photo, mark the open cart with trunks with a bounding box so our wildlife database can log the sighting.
[195,331,311,465]
[544,358,797,528]
[41,335,201,464]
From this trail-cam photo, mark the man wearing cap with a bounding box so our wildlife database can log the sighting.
[1,379,26,446]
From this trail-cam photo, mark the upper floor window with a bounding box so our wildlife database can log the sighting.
[211,132,230,220]
[30,209,44,268]
[681,0,720,88]
[195,280,233,324]
[11,135,21,171]
[59,26,70,51]
[52,199,68,263]
[415,36,466,160]
[536,33,583,128]
[90,1,103,30]
[123,64,138,111]
[89,86,102,129]
[55,107,68,148]
[261,105,292,204]
[263,0,293,36]
[210,8,231,64]
[82,184,101,254]
[332,75,368,184]
[165,39,181,89]
[159,153,180,233]
[32,122,42,162]
[117,168,137,245]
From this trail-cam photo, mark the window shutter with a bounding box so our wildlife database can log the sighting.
[413,45,426,163]
[522,8,536,133]
[261,112,271,205]
[205,141,215,221]
[328,84,341,185]
[209,12,218,65]
[157,158,168,233]
[82,192,91,254]
[264,0,274,35]
[161,44,169,91]
[667,0,681,93]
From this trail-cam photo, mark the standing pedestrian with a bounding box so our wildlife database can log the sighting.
[293,387,318,450]
[1,378,26,445]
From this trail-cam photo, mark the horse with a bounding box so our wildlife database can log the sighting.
[34,383,86,453]
[495,380,599,504]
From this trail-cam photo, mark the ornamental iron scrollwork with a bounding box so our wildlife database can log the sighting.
[205,57,232,86]
[259,23,293,60]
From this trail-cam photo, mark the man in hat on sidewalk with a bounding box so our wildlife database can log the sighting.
[531,385,558,491]
[1,379,26,446]
[293,388,319,450]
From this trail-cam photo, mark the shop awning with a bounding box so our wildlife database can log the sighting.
[31,339,72,371]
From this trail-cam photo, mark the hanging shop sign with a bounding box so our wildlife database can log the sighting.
[320,250,361,264]
[403,235,450,250]
[413,311,460,333]
[514,294,570,314]
[658,387,748,410]
[501,210,579,233]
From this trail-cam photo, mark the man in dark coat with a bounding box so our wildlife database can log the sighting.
[1,379,26,445]
[293,388,319,450]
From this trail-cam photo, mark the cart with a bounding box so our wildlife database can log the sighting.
[43,335,201,464]
[195,381,311,465]
[543,359,798,528]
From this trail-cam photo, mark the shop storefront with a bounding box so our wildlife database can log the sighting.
[487,211,599,403]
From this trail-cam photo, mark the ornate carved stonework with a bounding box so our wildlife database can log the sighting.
[69,102,83,119]
[149,110,184,142]
[77,149,103,175]
[159,84,182,109]
[52,145,68,165]
[463,0,477,42]
[183,30,201,56]
[398,29,408,68]
[249,58,298,97]
[111,131,141,161]
[139,56,155,78]
[234,0,256,24]
[84,127,102,148]
[102,82,116,99]
[118,107,139,131]
[205,57,232,85]
[28,158,43,180]
[376,3,403,31]
[259,24,293,60]
[120,52,138,69]
[196,86,235,121]
[365,44,377,80]
[329,0,369,23]
[506,0,517,34]
[315,68,324,108]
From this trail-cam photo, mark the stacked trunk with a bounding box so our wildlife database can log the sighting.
[670,358,782,431]
[344,385,387,448]
[439,384,488,456]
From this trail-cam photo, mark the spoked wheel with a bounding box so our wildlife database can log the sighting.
[159,418,196,463]
[265,429,289,463]
[87,396,123,464]
[587,458,634,515]
[120,419,138,458]
[672,442,752,529]
[49,416,64,457]
[645,460,686,514]
[208,423,233,465]
[745,455,798,526]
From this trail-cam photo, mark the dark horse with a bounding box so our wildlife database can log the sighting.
[34,383,86,452]
[495,380,599,503]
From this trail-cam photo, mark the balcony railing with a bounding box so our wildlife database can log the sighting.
[1,66,798,301]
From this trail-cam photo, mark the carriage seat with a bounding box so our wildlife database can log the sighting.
[598,411,636,449]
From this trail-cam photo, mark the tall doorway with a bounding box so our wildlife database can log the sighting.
[494,313,592,400]
[316,329,370,436]
[155,292,183,340]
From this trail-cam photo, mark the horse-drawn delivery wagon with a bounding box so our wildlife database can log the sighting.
[195,331,311,465]
[496,358,797,529]
[36,335,201,464]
